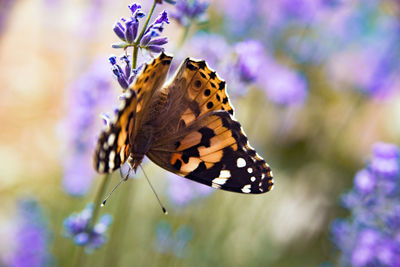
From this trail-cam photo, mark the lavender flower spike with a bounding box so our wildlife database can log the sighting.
[112,4,145,46]
[112,5,170,55]
[330,142,400,266]
[140,10,170,53]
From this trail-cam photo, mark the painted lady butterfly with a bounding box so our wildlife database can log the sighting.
[93,52,274,194]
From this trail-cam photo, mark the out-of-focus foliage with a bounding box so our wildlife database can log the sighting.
[1,0,400,266]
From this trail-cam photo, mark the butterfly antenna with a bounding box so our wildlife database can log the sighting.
[139,164,168,215]
[101,171,130,207]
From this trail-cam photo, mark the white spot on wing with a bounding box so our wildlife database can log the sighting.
[109,161,115,170]
[247,167,253,173]
[219,170,231,178]
[250,176,256,182]
[119,99,126,110]
[212,178,228,185]
[237,158,246,168]
[109,150,116,161]
[241,184,251,193]
[108,134,116,146]
[261,174,265,180]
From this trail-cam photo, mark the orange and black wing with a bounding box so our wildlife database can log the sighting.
[147,58,274,193]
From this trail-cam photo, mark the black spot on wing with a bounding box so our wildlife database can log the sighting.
[218,81,225,90]
[198,61,207,69]
[173,159,182,170]
[181,154,189,164]
[186,60,197,71]
[198,127,215,147]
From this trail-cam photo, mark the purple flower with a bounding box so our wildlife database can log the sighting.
[109,54,143,90]
[370,142,399,177]
[331,142,400,266]
[113,4,144,45]
[170,0,209,26]
[7,199,52,267]
[63,204,113,252]
[166,173,214,207]
[324,2,400,100]
[140,10,170,53]
[235,40,265,83]
[354,169,376,194]
[112,4,169,54]
[260,58,308,106]
[60,59,115,196]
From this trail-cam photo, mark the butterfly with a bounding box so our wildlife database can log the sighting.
[93,52,274,194]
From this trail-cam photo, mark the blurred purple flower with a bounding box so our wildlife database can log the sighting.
[325,3,400,100]
[170,0,209,26]
[60,59,115,196]
[260,58,308,106]
[235,40,265,83]
[331,142,400,266]
[167,173,214,207]
[354,169,376,195]
[7,199,52,267]
[63,204,113,252]
[154,221,193,258]
[370,142,399,177]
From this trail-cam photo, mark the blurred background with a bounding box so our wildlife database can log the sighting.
[1,0,400,266]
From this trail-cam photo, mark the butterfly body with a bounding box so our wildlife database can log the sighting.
[94,52,274,194]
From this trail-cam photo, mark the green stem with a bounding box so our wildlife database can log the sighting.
[132,0,157,70]
[89,173,112,229]
[177,24,191,50]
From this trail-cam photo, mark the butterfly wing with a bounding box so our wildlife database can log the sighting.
[93,53,173,173]
[147,58,274,193]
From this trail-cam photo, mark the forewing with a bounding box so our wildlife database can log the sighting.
[147,111,274,194]
[159,58,235,130]
[93,52,173,173]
